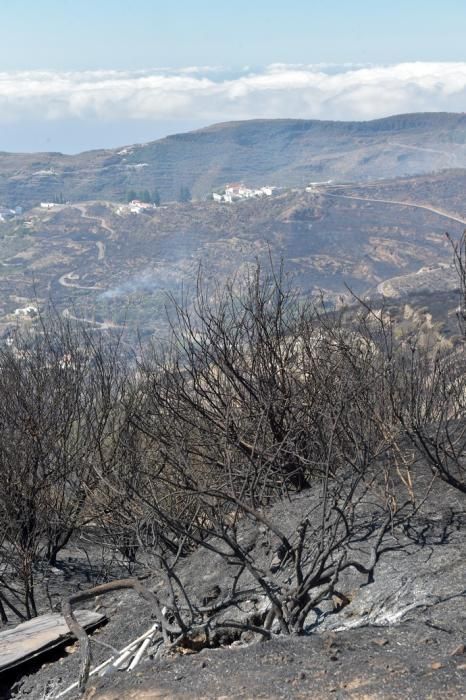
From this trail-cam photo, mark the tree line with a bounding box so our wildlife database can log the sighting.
[125,186,192,205]
[126,189,161,205]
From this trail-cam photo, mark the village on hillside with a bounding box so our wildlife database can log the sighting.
[212,183,275,203]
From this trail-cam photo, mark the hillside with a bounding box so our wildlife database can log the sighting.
[1,116,465,700]
[6,454,466,700]
[1,171,465,339]
[3,113,466,207]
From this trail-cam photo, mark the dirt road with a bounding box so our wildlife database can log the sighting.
[321,190,466,227]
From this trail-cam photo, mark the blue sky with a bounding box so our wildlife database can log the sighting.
[2,0,466,69]
[1,1,466,152]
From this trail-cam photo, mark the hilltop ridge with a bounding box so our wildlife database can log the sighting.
[2,113,466,206]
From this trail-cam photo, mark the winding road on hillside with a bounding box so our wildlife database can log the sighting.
[57,271,103,290]
[57,204,114,290]
[320,189,466,296]
[62,308,123,330]
[321,190,466,227]
[74,204,116,241]
[387,141,459,165]
[57,205,121,327]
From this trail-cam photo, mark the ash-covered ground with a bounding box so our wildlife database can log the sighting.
[4,477,465,700]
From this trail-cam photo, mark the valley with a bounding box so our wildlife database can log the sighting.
[1,114,466,700]
[0,167,464,340]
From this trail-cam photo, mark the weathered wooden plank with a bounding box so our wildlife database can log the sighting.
[0,609,106,673]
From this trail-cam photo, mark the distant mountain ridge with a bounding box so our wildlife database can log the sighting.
[2,112,466,207]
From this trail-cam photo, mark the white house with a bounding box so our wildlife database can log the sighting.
[128,199,156,214]
[14,305,38,317]
[306,180,333,192]
[225,183,249,198]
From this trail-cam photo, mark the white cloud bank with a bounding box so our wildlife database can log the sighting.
[1,63,466,124]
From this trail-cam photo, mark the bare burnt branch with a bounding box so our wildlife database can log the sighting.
[3,254,462,685]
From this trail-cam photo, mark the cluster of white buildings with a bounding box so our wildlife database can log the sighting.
[116,200,157,215]
[212,183,274,203]
[129,199,156,214]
